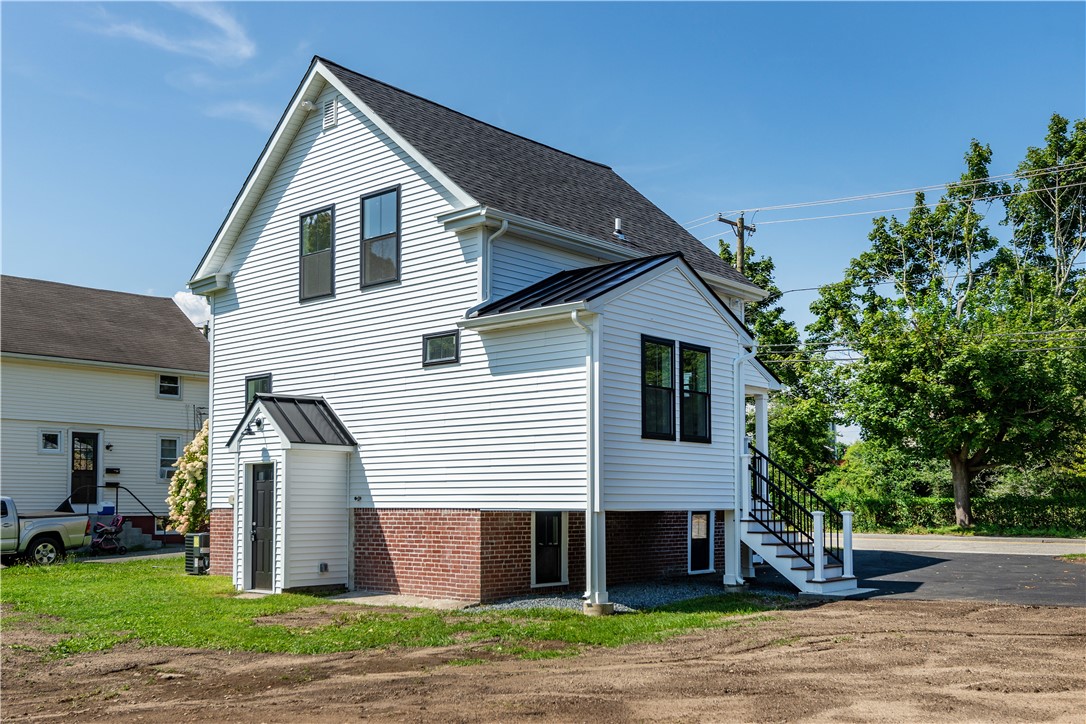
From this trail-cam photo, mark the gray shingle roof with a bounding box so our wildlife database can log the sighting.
[319,58,757,290]
[226,394,356,448]
[1,276,209,373]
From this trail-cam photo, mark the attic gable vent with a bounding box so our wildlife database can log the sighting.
[322,98,338,130]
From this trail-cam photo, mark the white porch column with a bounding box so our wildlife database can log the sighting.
[754,392,769,456]
[812,511,826,582]
[584,510,608,605]
[722,509,744,586]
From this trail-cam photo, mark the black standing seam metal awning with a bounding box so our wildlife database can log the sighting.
[225,394,356,448]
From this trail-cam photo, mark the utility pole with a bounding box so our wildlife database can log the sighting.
[717,213,755,276]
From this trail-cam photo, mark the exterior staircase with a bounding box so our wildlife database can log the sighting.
[740,446,864,596]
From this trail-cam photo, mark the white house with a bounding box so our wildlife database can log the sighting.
[190,57,858,603]
[0,276,210,541]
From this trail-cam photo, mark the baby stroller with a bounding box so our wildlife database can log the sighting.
[90,514,127,556]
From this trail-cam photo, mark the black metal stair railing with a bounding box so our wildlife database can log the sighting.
[748,446,844,568]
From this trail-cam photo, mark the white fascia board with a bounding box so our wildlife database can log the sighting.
[188,273,232,296]
[1,352,208,378]
[458,302,588,331]
[702,271,768,302]
[439,207,642,263]
[315,61,476,210]
[286,443,356,453]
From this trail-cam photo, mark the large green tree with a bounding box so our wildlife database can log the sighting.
[809,130,1086,525]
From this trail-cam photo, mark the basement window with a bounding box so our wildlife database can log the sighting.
[422,330,459,366]
[360,187,400,287]
[300,206,335,300]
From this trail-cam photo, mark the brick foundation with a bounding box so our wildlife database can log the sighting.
[209,508,233,576]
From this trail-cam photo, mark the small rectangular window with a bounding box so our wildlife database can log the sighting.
[422,331,459,366]
[680,344,711,443]
[360,187,400,287]
[158,375,181,399]
[38,429,63,454]
[246,374,272,404]
[642,336,675,440]
[300,206,335,300]
[159,437,181,480]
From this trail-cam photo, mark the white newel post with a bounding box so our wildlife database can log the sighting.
[812,511,825,582]
[754,393,769,456]
[842,510,854,579]
[741,453,752,520]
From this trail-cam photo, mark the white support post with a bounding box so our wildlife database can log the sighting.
[754,393,769,456]
[584,510,609,605]
[741,453,752,521]
[722,509,743,586]
[741,543,756,579]
[812,511,825,582]
[842,511,854,579]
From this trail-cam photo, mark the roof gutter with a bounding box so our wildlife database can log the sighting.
[459,301,587,331]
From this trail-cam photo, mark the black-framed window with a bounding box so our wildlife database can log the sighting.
[158,374,181,398]
[246,374,272,404]
[680,344,711,443]
[300,206,334,300]
[642,336,675,440]
[422,330,459,366]
[360,187,400,287]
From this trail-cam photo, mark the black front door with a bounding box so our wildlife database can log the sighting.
[251,464,275,590]
[71,432,98,505]
[535,511,562,585]
[690,511,711,572]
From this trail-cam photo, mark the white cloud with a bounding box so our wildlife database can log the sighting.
[93,3,255,66]
[173,291,211,326]
[204,100,278,130]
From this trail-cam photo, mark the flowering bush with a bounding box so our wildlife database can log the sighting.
[165,420,209,534]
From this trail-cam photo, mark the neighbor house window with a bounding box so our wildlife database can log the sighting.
[245,374,272,404]
[360,187,400,287]
[642,336,675,440]
[38,429,63,455]
[159,436,181,480]
[300,206,335,300]
[680,344,711,443]
[422,331,459,366]
[158,374,181,399]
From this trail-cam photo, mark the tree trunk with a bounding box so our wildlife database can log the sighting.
[949,452,973,527]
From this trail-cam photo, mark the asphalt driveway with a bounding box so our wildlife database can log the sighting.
[756,534,1085,606]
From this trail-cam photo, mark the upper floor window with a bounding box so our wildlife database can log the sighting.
[360,187,400,287]
[246,374,272,404]
[158,374,181,399]
[300,206,335,300]
[642,336,675,440]
[680,344,711,443]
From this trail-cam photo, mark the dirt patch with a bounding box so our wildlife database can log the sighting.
[2,599,1083,722]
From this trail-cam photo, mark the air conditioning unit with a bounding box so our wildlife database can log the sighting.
[185,532,210,575]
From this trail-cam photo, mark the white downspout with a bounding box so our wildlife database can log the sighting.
[571,310,606,606]
[727,344,758,586]
[478,217,509,304]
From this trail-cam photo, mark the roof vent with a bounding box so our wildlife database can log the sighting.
[322,98,338,130]
[613,218,626,241]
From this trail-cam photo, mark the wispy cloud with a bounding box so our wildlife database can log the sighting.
[204,100,278,130]
[173,291,211,326]
[93,3,255,66]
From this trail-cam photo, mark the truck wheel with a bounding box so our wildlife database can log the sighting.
[27,536,64,565]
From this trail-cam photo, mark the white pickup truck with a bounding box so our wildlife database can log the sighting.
[0,496,91,564]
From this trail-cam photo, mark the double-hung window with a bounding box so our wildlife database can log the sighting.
[158,374,181,399]
[300,206,334,300]
[680,344,711,443]
[159,436,181,480]
[642,336,675,440]
[360,187,400,287]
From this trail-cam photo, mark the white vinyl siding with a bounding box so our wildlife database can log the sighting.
[599,267,740,511]
[490,237,603,300]
[0,357,207,514]
[207,86,588,513]
[283,449,349,589]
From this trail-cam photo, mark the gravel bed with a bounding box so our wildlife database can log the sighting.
[472,577,788,613]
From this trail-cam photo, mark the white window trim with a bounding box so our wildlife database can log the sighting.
[38,428,64,455]
[687,510,716,574]
[157,374,183,400]
[530,511,569,588]
[158,435,183,482]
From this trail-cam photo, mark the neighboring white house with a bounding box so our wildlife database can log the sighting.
[190,57,858,602]
[0,276,210,539]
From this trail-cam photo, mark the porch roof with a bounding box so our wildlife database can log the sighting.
[225,394,356,448]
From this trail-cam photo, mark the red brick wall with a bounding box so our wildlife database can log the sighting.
[605,510,729,585]
[478,512,586,601]
[209,508,233,576]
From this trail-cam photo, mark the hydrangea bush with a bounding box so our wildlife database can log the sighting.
[165,420,209,534]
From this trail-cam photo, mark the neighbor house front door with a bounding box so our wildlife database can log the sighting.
[251,463,274,590]
[71,432,98,505]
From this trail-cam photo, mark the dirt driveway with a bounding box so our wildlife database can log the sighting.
[3,598,1083,722]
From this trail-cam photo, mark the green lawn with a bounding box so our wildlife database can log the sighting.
[0,558,781,659]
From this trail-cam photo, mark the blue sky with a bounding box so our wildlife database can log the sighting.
[3,2,1084,330]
